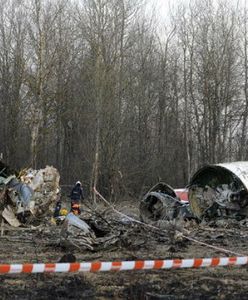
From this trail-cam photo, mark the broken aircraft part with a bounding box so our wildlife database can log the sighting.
[20,166,60,217]
[2,205,21,227]
[0,163,60,226]
[66,212,91,233]
[139,182,190,223]
[188,162,248,221]
[5,176,34,207]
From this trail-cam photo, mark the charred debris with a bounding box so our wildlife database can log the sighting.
[139,182,191,223]
[140,162,248,224]
[0,161,60,227]
[0,161,160,252]
[1,161,248,252]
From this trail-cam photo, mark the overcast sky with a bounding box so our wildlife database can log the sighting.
[149,0,245,16]
[149,0,188,15]
[147,0,190,24]
[147,0,170,18]
[151,0,174,15]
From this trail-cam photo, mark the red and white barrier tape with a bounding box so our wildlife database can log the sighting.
[0,257,247,274]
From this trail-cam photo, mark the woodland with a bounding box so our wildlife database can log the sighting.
[0,0,247,198]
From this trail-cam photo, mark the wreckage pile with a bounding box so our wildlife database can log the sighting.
[0,161,163,252]
[139,162,248,224]
[1,160,248,255]
[20,166,60,216]
[0,162,60,227]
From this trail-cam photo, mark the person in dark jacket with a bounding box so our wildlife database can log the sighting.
[70,181,84,215]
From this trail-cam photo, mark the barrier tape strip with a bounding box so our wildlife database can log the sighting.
[0,257,247,274]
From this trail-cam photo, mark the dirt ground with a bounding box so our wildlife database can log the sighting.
[0,199,247,300]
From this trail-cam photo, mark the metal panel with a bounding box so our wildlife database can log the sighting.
[217,161,248,190]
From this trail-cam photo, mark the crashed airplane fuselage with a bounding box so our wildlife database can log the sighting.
[188,161,248,221]
[140,161,248,223]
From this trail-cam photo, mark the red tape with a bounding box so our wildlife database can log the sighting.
[0,257,246,274]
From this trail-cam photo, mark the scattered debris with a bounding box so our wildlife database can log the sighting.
[140,162,248,224]
[2,205,21,227]
[21,165,60,216]
[1,160,248,256]
[59,212,96,251]
[139,182,191,223]
[0,161,247,299]
[66,212,91,233]
[0,162,60,227]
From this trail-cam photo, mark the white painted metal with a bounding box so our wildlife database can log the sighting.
[217,161,248,190]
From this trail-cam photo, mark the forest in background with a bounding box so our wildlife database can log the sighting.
[0,0,247,199]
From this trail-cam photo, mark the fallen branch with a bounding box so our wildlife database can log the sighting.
[93,187,245,257]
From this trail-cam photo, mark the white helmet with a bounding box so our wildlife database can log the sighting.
[76,181,81,185]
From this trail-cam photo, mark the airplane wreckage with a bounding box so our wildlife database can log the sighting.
[140,162,248,223]
[0,161,60,227]
[1,161,248,232]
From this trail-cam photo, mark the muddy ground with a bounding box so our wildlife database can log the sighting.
[0,199,247,300]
